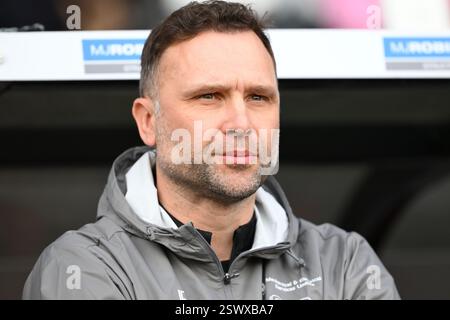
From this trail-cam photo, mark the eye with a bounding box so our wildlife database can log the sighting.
[198,93,216,100]
[249,94,266,102]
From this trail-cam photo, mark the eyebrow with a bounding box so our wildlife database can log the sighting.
[181,84,229,98]
[181,83,278,99]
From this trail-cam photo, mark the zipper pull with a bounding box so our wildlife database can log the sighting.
[223,272,240,285]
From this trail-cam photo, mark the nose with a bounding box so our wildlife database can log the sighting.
[221,95,252,133]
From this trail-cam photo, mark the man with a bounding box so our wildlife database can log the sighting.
[23,1,400,300]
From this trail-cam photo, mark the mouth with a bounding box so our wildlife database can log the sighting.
[217,150,258,165]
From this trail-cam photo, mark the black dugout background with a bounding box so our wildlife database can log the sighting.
[0,79,450,299]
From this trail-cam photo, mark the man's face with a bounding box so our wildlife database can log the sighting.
[154,30,279,203]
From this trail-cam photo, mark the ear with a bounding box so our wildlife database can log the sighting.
[132,97,157,147]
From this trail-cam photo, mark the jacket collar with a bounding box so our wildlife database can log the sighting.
[97,146,300,262]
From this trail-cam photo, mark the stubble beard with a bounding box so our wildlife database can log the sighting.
[157,155,266,204]
[154,113,268,204]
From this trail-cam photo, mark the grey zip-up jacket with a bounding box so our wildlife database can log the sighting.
[23,146,400,300]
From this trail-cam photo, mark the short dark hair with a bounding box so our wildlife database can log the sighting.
[139,0,275,98]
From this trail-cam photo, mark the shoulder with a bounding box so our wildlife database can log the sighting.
[293,218,400,299]
[295,218,379,269]
[296,218,367,251]
[23,218,131,299]
[38,217,126,262]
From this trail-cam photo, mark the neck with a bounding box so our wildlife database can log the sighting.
[156,167,255,261]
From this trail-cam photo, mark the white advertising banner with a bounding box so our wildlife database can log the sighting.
[0,29,450,81]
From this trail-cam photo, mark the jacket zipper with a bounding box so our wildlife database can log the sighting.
[186,226,235,298]
[188,225,292,297]
[149,225,293,299]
